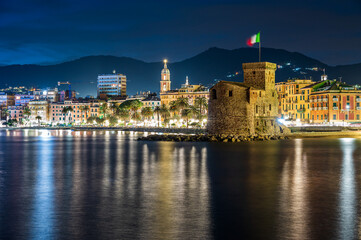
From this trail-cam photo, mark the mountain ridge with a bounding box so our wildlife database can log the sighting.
[0,47,359,97]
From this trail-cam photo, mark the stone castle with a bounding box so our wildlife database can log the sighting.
[207,62,287,136]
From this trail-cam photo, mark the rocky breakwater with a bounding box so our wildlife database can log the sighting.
[138,134,288,142]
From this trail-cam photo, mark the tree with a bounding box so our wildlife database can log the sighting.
[83,106,90,120]
[175,97,189,112]
[1,108,9,121]
[95,117,105,126]
[194,97,208,115]
[141,107,154,125]
[160,104,170,127]
[116,108,130,124]
[62,106,74,124]
[35,116,42,126]
[132,112,141,125]
[130,100,144,113]
[153,106,161,127]
[23,107,31,125]
[108,116,118,126]
[110,103,118,115]
[181,107,197,128]
[87,116,96,124]
[169,101,179,115]
[79,105,90,123]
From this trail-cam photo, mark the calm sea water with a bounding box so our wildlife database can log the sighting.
[0,130,361,240]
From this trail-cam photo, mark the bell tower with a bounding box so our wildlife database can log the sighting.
[160,59,171,93]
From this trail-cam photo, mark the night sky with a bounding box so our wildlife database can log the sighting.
[1,0,360,66]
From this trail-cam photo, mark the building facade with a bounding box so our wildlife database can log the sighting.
[276,79,314,122]
[208,62,285,136]
[8,106,24,122]
[309,80,361,123]
[28,100,49,123]
[50,100,101,124]
[97,72,127,98]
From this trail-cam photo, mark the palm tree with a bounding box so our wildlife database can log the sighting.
[100,103,109,118]
[95,117,105,126]
[110,103,118,115]
[83,106,90,121]
[153,106,161,127]
[87,116,96,125]
[35,116,42,126]
[23,107,31,124]
[160,104,170,127]
[181,107,198,128]
[175,97,189,112]
[141,107,154,125]
[194,97,208,115]
[132,112,141,126]
[62,106,74,124]
[1,108,9,121]
[79,105,90,123]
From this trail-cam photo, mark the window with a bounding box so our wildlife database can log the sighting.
[229,90,233,97]
[269,104,271,111]
[211,89,217,99]
[333,115,336,120]
[256,105,258,114]
[347,96,350,101]
[357,115,360,120]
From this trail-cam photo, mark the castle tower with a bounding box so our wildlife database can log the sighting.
[242,62,277,91]
[160,59,171,93]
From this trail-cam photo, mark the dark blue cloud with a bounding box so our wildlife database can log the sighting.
[0,0,360,65]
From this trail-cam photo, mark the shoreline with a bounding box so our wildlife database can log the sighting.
[1,126,361,139]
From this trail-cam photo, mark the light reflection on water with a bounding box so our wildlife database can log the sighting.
[1,130,361,239]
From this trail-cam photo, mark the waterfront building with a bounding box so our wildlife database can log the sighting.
[275,79,314,122]
[28,100,50,123]
[97,72,127,99]
[142,95,161,110]
[309,80,361,123]
[159,60,209,106]
[208,62,286,136]
[0,92,15,107]
[50,100,101,124]
[8,106,24,122]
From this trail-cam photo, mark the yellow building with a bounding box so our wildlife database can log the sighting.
[276,79,314,122]
[159,60,209,106]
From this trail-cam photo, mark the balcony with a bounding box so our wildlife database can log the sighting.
[322,98,328,102]
[333,107,339,110]
[357,107,361,110]
[333,98,338,102]
[317,99,322,102]
[323,107,328,110]
[357,98,361,102]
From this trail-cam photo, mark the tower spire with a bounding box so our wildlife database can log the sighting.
[186,76,189,85]
[164,59,168,69]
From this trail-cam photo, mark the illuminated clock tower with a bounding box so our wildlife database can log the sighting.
[160,59,171,93]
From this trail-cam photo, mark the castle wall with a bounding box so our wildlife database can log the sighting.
[207,62,288,136]
[207,82,255,135]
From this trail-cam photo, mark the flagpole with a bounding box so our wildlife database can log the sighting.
[259,32,261,62]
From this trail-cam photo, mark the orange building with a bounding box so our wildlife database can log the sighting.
[309,80,361,123]
[50,100,101,124]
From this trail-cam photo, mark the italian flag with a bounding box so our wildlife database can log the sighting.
[247,32,260,46]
